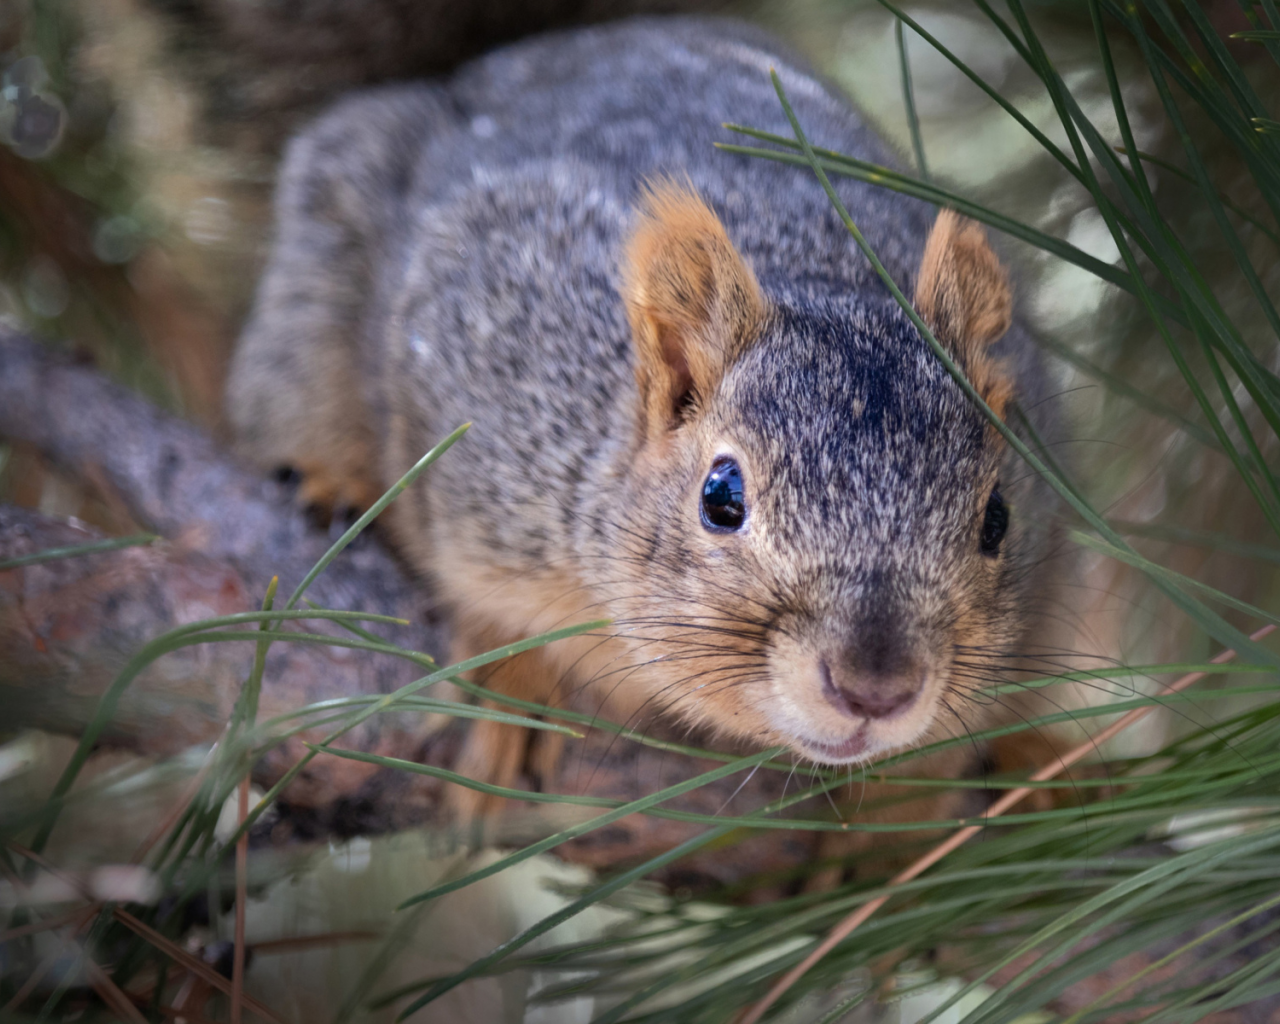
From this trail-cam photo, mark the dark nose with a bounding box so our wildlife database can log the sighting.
[819,659,922,720]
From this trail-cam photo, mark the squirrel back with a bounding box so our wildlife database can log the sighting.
[229,17,1057,786]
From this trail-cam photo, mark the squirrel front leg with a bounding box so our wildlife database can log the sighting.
[446,622,570,824]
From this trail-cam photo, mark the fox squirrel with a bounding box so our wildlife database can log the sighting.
[228,17,1057,820]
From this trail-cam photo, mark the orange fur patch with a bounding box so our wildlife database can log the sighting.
[622,180,765,436]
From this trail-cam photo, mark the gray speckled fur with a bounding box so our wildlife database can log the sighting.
[229,16,1056,755]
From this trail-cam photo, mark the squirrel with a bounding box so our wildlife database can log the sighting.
[227,16,1058,820]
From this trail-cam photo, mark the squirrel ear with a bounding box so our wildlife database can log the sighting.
[914,210,1014,415]
[623,181,764,436]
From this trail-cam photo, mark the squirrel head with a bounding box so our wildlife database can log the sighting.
[615,182,1021,764]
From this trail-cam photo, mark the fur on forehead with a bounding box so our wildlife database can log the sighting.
[709,299,994,534]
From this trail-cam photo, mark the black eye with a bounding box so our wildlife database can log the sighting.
[701,458,746,532]
[980,487,1008,557]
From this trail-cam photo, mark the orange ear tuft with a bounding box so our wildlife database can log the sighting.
[914,210,1014,416]
[623,180,765,437]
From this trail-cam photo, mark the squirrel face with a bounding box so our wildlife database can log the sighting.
[613,184,1019,765]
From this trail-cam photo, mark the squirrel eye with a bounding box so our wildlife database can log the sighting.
[701,457,746,532]
[980,487,1009,557]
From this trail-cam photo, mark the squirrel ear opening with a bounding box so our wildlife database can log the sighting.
[914,209,1014,416]
[623,181,764,437]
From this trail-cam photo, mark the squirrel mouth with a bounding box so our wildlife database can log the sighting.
[799,725,872,763]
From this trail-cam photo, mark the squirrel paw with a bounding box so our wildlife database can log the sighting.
[272,459,382,537]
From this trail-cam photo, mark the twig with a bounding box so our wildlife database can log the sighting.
[0,851,100,1016]
[84,951,150,1024]
[740,623,1276,1024]
[3,942,66,1014]
[0,906,98,1014]
[0,905,87,943]
[111,907,288,1024]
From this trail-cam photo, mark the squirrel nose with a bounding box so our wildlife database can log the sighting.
[819,659,922,720]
